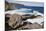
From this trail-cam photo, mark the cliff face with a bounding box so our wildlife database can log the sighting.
[5,1,24,11]
[5,1,11,10]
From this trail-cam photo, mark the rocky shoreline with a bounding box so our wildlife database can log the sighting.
[5,13,44,31]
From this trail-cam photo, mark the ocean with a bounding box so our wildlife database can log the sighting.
[16,6,44,14]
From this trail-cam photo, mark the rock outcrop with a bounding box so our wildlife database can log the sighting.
[5,13,44,30]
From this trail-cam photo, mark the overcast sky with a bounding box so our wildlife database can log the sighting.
[6,0,44,7]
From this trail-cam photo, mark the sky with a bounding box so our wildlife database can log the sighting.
[6,0,44,7]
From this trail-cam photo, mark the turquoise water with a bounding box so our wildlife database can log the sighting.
[14,9,33,13]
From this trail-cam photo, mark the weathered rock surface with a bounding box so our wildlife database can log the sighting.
[5,13,44,30]
[18,23,42,30]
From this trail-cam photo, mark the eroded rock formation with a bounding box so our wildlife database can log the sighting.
[5,13,44,30]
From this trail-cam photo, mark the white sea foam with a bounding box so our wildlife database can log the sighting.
[33,11,43,16]
[26,16,43,25]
